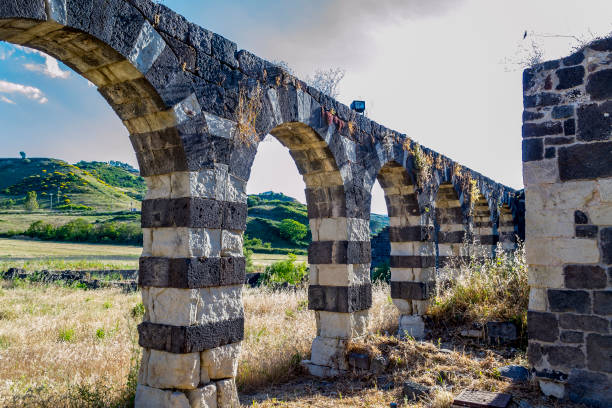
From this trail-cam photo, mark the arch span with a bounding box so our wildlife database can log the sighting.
[1,1,521,406]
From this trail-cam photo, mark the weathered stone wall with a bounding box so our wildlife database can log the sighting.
[522,38,612,407]
[0,1,521,406]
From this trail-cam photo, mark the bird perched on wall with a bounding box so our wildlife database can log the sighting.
[523,30,528,39]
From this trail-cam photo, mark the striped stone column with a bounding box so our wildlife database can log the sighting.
[305,197,372,376]
[498,205,517,251]
[379,164,434,339]
[436,183,468,268]
[473,197,496,257]
[136,166,247,407]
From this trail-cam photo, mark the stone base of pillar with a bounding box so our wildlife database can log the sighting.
[301,360,346,377]
[398,314,425,340]
[538,379,566,399]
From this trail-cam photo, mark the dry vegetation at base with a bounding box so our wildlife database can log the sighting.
[430,243,529,330]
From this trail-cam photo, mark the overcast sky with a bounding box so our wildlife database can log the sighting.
[0,0,610,214]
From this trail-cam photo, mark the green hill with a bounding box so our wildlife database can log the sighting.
[0,158,141,212]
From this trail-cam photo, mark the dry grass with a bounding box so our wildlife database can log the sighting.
[0,283,141,407]
[429,243,529,333]
[0,282,398,407]
[238,283,398,391]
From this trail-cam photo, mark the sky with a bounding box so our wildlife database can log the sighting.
[0,0,611,214]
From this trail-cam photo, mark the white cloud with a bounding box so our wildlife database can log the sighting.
[0,47,15,61]
[23,54,70,79]
[0,95,15,104]
[0,80,48,104]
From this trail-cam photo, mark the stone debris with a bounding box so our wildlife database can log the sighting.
[451,390,511,407]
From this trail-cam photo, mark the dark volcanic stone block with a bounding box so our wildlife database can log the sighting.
[564,265,606,288]
[558,141,612,181]
[564,118,576,136]
[562,51,585,66]
[586,69,612,101]
[556,65,585,90]
[486,321,517,343]
[552,105,575,119]
[523,110,545,122]
[593,291,612,315]
[559,313,609,333]
[390,255,436,269]
[522,138,543,162]
[587,334,612,373]
[524,92,561,108]
[389,226,423,242]
[141,198,247,230]
[528,311,559,342]
[308,241,370,264]
[0,0,47,20]
[548,290,590,313]
[522,121,563,138]
[577,103,612,141]
[545,147,556,159]
[560,331,584,343]
[308,283,372,313]
[544,345,585,369]
[574,210,589,224]
[601,228,612,264]
[545,136,574,145]
[139,256,245,288]
[567,369,612,407]
[390,281,432,301]
[138,317,244,353]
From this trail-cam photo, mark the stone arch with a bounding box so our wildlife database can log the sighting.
[0,2,241,406]
[375,161,434,337]
[226,83,373,376]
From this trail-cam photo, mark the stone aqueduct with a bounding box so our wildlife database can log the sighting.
[0,0,608,407]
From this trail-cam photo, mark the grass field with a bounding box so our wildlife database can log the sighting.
[0,212,115,235]
[0,238,141,271]
[0,281,582,408]
[0,238,305,272]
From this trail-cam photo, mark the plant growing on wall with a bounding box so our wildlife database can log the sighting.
[236,82,263,146]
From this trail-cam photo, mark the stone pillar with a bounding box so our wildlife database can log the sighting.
[473,197,496,257]
[523,40,612,406]
[378,163,433,339]
[136,167,247,407]
[498,205,517,251]
[305,215,371,376]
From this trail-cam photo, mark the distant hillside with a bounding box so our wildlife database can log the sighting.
[0,158,140,211]
[245,192,389,254]
[76,161,146,200]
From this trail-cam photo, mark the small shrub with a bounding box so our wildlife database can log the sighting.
[259,253,308,287]
[95,328,106,340]
[103,301,112,309]
[24,191,39,212]
[131,302,145,318]
[58,328,76,342]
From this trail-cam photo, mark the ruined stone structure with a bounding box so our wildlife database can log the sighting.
[523,39,612,407]
[1,1,522,406]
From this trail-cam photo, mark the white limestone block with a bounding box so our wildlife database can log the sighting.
[390,242,415,256]
[186,384,217,408]
[539,380,565,399]
[529,288,548,311]
[135,385,190,408]
[391,268,414,282]
[316,310,368,339]
[145,350,200,390]
[347,218,370,241]
[145,174,171,200]
[523,159,559,185]
[221,230,243,257]
[526,238,600,266]
[310,336,348,370]
[151,228,221,258]
[142,286,243,326]
[399,314,425,340]
[215,378,240,408]
[392,299,413,314]
[201,343,241,380]
[528,265,564,288]
[526,208,574,239]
